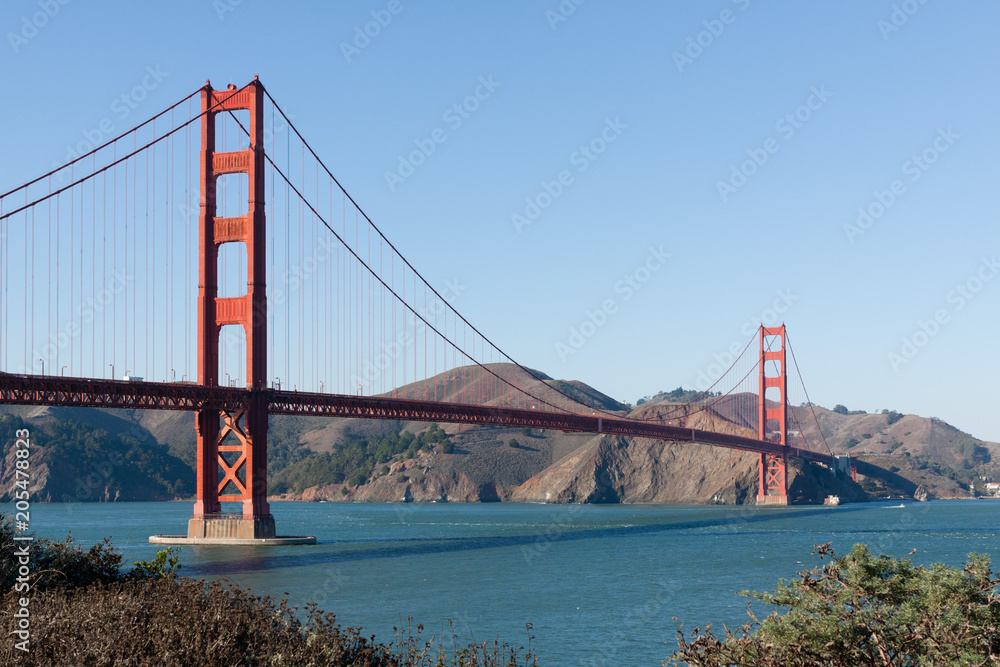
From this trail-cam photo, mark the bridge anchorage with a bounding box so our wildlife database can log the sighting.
[0,75,855,545]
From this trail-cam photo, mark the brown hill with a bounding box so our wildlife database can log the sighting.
[376,362,628,413]
[787,405,1000,499]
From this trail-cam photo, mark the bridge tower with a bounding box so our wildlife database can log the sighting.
[187,79,274,540]
[757,325,789,505]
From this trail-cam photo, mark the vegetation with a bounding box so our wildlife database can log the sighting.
[956,440,991,468]
[669,543,1000,666]
[882,409,904,426]
[0,515,537,666]
[267,425,314,476]
[0,413,193,502]
[636,387,720,406]
[271,424,451,493]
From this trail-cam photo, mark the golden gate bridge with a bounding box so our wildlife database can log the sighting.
[0,77,851,543]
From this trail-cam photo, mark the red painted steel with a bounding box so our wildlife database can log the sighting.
[757,325,789,501]
[195,79,269,522]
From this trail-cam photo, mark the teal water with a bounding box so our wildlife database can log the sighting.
[8,500,1000,665]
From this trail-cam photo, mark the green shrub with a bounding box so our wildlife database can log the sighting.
[670,543,1000,666]
[132,547,182,580]
[883,409,904,425]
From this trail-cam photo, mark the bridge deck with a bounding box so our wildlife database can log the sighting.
[0,374,833,465]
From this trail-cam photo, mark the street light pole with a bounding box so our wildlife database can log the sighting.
[38,359,44,375]
[109,363,114,380]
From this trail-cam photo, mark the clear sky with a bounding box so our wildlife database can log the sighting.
[1,1,997,440]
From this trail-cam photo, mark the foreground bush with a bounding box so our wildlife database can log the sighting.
[1,577,536,666]
[1,577,393,666]
[668,543,1000,666]
[0,515,123,592]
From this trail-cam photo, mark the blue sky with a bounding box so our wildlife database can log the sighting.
[1,0,998,440]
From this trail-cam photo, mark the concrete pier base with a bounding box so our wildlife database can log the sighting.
[149,534,315,546]
[757,495,789,506]
[187,515,277,540]
[148,514,315,546]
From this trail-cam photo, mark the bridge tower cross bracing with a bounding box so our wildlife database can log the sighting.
[188,78,274,540]
[757,324,789,505]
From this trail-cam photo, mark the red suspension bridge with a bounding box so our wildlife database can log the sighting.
[0,78,850,542]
